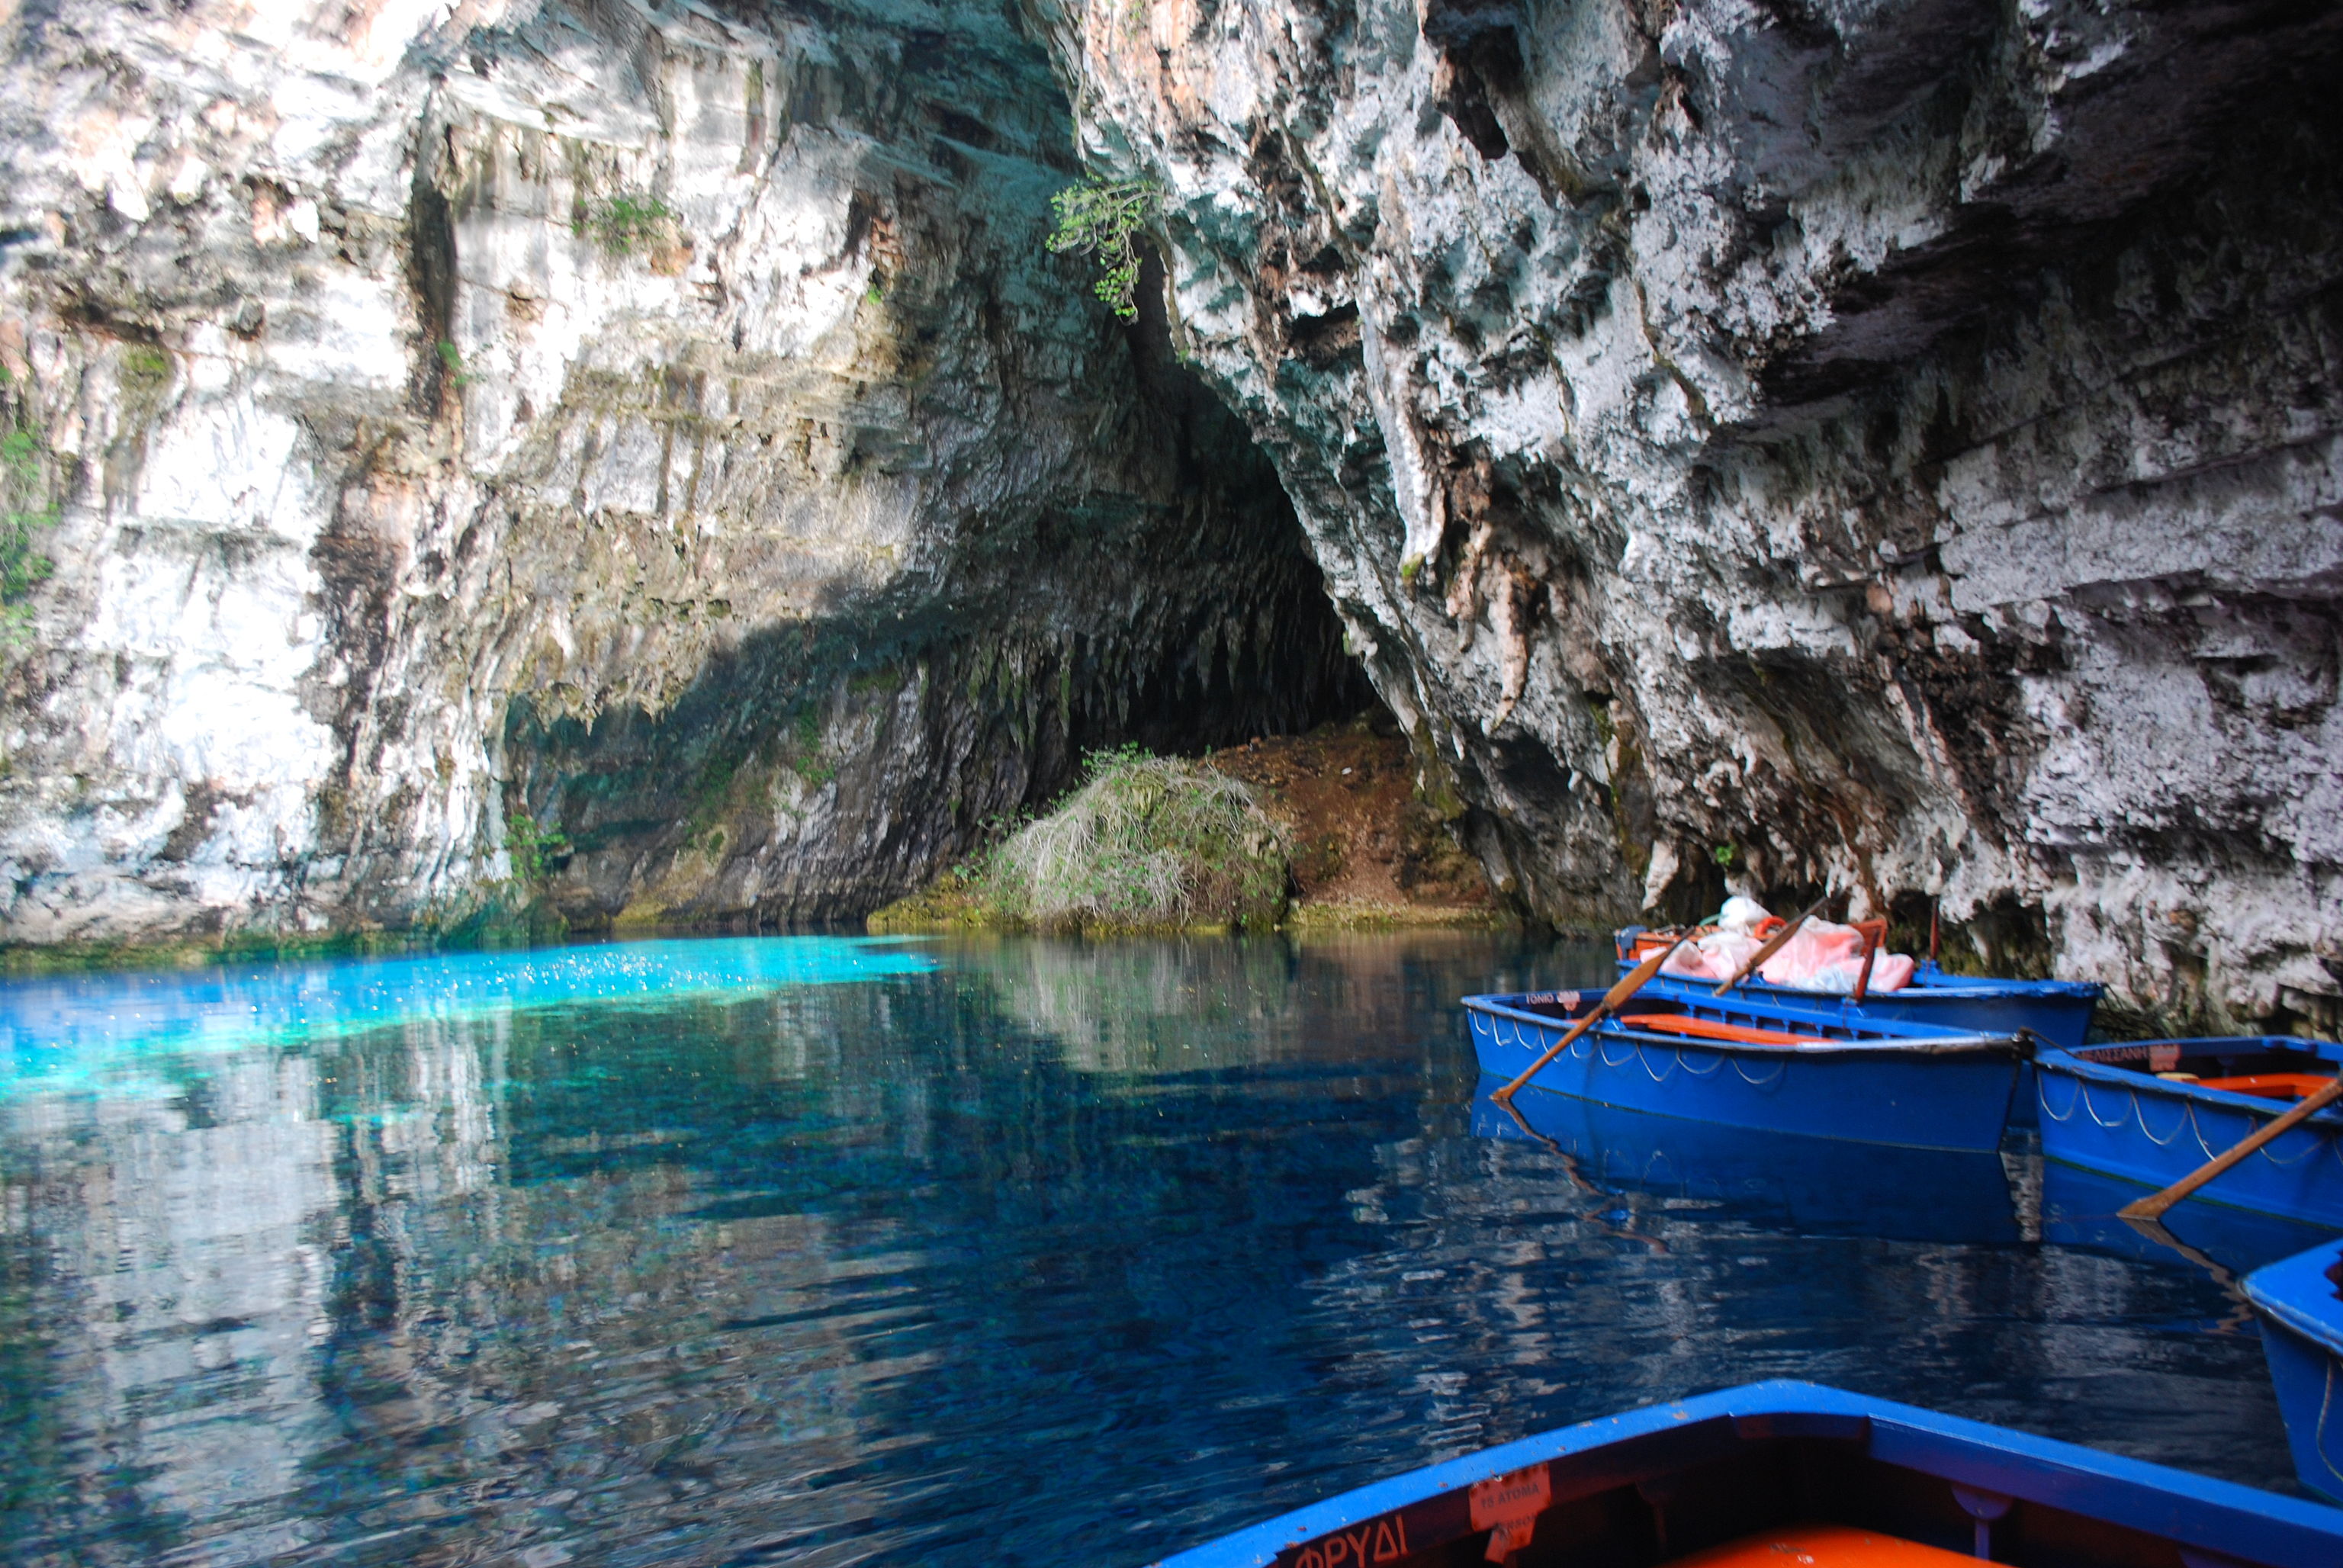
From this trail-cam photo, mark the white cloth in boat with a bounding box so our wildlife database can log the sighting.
[1660,898,1917,993]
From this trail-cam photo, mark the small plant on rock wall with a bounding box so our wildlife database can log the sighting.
[0,370,56,651]
[506,812,570,888]
[1046,177,1158,320]
[578,193,675,257]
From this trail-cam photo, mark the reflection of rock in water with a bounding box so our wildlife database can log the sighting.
[950,931,1558,1075]
[0,939,2288,1558]
[4,1052,339,1558]
[0,1000,927,1564]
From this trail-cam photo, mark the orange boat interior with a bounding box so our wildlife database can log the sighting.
[1670,1522,1974,1568]
[2187,1072,2335,1101]
[2082,1039,2338,1100]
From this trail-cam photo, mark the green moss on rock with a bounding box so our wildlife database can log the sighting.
[869,749,1289,935]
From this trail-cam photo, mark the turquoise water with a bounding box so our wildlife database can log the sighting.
[0,938,937,1097]
[0,933,2297,1566]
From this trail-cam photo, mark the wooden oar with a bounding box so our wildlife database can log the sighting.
[1711,896,1830,997]
[1850,919,1886,1004]
[1492,934,1689,1107]
[2118,1075,2343,1220]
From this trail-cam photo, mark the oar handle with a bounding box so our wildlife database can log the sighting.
[1711,897,1830,996]
[1493,936,1687,1106]
[2118,1074,2343,1221]
[1850,919,1886,1004]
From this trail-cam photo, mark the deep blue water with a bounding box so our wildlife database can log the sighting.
[0,933,2299,1567]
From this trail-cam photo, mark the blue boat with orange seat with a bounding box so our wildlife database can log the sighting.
[2242,1239,2343,1505]
[1153,1380,2343,1566]
[2034,1038,2343,1224]
[1464,989,2026,1152]
[1615,927,2104,1049]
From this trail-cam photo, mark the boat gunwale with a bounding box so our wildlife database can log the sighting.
[2242,1241,2343,1359]
[1153,1379,2343,1568]
[2036,1039,2343,1128]
[1464,993,2027,1059]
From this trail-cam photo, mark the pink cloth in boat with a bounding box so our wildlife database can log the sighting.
[1659,919,1914,994]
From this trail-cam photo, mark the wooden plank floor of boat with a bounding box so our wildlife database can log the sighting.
[1669,1522,1974,1567]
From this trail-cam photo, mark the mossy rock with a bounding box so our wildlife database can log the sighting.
[868,750,1290,936]
[867,868,1003,933]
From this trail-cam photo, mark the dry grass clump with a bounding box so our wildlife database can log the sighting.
[870,747,1290,934]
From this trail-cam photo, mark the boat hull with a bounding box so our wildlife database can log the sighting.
[1464,994,2021,1153]
[1472,1080,2021,1243]
[2035,1039,2343,1225]
[1628,967,2097,1133]
[1156,1380,2343,1567]
[2242,1241,2343,1505]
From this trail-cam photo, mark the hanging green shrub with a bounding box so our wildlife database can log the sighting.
[505,813,570,888]
[577,193,674,256]
[1046,177,1158,320]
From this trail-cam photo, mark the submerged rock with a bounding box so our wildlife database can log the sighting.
[1035,0,2343,1026]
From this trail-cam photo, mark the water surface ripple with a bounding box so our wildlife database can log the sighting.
[0,933,2295,1567]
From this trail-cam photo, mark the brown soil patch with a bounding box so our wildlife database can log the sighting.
[1207,721,1494,920]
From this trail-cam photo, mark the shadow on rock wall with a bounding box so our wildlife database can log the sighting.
[504,352,1373,930]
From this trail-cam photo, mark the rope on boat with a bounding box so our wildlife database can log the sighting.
[2039,1072,2343,1171]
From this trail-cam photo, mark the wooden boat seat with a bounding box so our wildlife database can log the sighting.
[1668,1521,1973,1567]
[2197,1072,2338,1101]
[1616,1013,1834,1047]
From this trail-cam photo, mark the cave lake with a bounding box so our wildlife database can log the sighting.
[0,932,2298,1567]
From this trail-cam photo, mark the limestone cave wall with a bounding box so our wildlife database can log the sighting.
[0,0,1362,940]
[2,0,2338,1030]
[1033,0,2343,1027]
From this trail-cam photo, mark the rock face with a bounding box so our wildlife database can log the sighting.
[3,0,2337,1030]
[1037,0,2343,1025]
[0,0,1361,940]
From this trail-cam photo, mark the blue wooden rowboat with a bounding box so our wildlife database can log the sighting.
[2035,1039,2343,1224]
[2242,1239,2343,1505]
[1615,927,2104,1049]
[1155,1380,2343,1567]
[1464,991,2026,1153]
[1471,1078,2021,1244]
